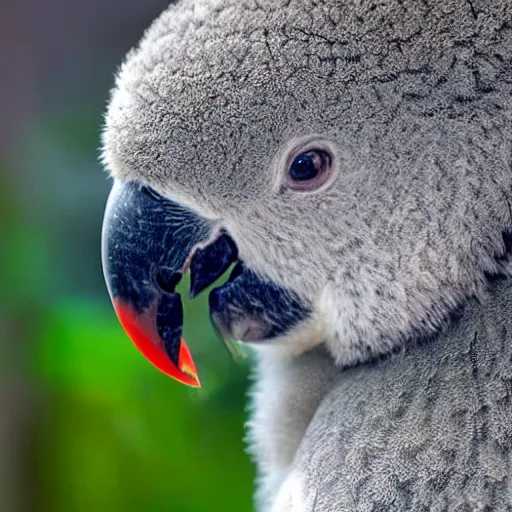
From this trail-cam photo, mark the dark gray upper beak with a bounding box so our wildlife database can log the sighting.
[101,181,217,385]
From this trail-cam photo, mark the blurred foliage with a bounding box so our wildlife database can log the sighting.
[32,294,254,512]
[1,2,256,510]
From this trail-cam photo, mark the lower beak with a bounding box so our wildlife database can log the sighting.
[101,182,236,387]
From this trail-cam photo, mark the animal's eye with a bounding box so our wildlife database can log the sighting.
[287,148,333,191]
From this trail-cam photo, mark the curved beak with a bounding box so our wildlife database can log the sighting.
[101,181,310,387]
[101,182,235,387]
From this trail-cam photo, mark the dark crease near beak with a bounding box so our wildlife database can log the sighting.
[208,262,312,344]
[189,232,239,298]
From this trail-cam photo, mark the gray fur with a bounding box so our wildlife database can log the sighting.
[247,345,341,508]
[102,0,512,510]
[271,277,512,511]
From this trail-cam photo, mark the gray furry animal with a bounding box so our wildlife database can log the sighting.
[101,0,512,510]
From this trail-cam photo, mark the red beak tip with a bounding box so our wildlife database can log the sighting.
[178,366,201,388]
[113,299,202,388]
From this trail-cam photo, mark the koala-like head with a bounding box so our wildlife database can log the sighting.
[102,0,512,383]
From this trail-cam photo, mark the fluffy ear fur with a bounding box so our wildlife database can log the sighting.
[101,0,512,510]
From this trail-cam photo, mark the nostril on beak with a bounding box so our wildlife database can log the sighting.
[156,268,182,294]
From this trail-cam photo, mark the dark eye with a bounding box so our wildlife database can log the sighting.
[287,148,333,191]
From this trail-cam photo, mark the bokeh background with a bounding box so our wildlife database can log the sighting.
[1,1,254,511]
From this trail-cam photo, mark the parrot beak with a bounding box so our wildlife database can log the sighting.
[101,182,237,387]
[102,181,310,387]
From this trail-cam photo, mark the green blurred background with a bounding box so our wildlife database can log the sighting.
[1,1,254,511]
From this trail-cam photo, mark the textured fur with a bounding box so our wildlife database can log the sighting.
[271,277,512,511]
[102,1,512,510]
